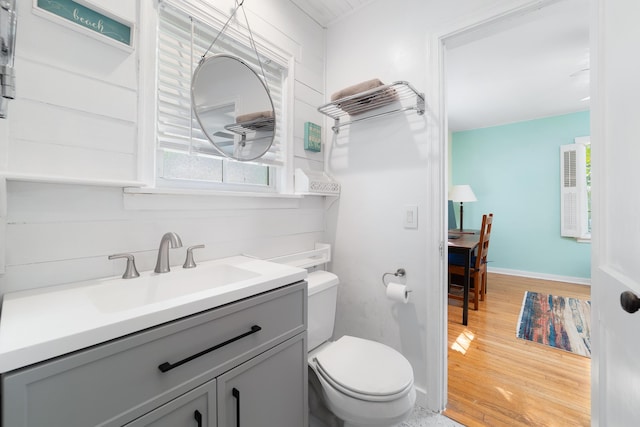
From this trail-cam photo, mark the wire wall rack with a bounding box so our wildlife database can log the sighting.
[317,81,425,133]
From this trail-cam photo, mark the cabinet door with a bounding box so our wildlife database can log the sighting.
[217,334,307,427]
[125,380,216,427]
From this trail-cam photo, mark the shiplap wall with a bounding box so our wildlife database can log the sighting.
[1,182,325,294]
[8,1,138,180]
[0,0,328,295]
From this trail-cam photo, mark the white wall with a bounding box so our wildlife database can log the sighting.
[324,0,437,407]
[0,0,327,295]
[323,0,544,410]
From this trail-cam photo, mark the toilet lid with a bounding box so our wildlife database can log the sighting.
[314,336,414,402]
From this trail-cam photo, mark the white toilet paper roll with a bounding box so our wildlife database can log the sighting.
[386,282,409,303]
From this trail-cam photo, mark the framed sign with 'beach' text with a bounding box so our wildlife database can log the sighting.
[33,0,134,51]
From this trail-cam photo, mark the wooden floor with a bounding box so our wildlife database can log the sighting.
[444,273,591,427]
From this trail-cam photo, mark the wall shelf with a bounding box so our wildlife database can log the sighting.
[317,81,425,133]
[0,172,145,188]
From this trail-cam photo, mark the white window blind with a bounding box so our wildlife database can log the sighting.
[560,140,589,238]
[157,1,285,168]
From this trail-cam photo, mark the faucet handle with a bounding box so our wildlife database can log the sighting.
[109,253,140,279]
[183,245,205,269]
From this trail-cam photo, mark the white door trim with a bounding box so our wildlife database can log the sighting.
[426,0,566,412]
[589,1,603,421]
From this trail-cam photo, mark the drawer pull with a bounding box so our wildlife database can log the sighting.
[233,388,241,427]
[158,325,262,373]
[194,409,203,427]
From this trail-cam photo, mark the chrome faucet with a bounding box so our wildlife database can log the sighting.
[154,232,183,273]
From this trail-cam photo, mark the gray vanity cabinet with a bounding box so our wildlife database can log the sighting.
[1,281,307,427]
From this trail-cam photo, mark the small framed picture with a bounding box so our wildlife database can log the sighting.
[304,122,322,152]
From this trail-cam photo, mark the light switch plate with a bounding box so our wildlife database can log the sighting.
[403,205,418,229]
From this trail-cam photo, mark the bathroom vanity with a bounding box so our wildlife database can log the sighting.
[0,256,308,426]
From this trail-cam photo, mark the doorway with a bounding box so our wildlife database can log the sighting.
[440,0,591,423]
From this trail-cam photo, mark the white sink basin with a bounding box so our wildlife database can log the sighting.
[90,263,260,313]
[0,255,307,373]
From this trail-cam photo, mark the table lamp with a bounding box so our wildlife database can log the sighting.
[449,185,477,232]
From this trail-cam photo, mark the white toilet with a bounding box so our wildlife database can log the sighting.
[307,270,416,427]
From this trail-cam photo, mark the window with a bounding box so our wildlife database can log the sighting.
[156,1,287,191]
[560,136,591,240]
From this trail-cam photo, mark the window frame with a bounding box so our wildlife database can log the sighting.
[137,0,294,195]
[560,136,591,242]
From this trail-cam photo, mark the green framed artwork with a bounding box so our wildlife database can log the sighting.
[304,122,322,152]
[33,0,133,50]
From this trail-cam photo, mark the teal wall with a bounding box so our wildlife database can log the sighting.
[451,111,591,279]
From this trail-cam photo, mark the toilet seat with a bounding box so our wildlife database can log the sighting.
[313,336,414,402]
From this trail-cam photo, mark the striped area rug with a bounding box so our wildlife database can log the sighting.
[516,291,591,357]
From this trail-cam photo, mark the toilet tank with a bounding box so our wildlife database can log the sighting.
[307,270,339,351]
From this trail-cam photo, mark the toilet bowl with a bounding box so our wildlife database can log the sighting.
[307,270,416,427]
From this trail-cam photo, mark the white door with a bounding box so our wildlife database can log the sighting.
[591,0,640,425]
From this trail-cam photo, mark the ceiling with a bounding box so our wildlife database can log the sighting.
[289,0,376,27]
[446,0,590,131]
[290,0,590,132]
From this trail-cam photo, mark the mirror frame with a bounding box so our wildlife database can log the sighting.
[191,53,276,162]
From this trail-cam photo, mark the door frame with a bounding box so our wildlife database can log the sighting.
[426,0,571,413]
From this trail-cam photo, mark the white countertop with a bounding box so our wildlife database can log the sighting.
[0,256,307,373]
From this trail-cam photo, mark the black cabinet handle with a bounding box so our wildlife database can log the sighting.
[621,291,640,313]
[194,410,202,427]
[232,388,241,427]
[158,325,262,373]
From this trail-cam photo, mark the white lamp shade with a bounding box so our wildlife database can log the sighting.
[449,185,477,202]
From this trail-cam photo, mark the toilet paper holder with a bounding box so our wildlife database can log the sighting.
[382,268,410,290]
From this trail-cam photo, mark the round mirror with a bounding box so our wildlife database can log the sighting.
[191,54,275,161]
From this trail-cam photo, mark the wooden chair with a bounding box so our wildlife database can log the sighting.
[448,213,493,310]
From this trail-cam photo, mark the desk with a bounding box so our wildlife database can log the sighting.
[448,232,480,326]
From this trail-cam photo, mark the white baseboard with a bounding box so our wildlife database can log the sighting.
[414,385,427,408]
[488,267,591,286]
